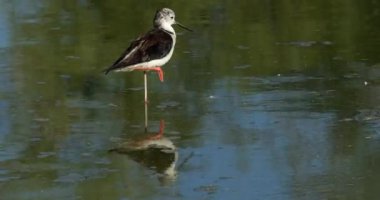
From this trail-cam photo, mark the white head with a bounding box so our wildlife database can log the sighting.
[153,8,192,33]
[154,8,176,31]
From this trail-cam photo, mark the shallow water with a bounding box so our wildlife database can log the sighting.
[1,1,380,199]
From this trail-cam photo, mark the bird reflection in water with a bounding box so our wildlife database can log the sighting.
[109,104,178,183]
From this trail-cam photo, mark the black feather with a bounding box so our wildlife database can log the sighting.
[104,28,173,74]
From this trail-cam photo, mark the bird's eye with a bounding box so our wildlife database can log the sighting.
[171,16,174,19]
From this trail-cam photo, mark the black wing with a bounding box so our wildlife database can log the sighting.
[104,29,173,74]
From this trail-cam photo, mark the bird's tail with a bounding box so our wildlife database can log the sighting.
[103,68,111,75]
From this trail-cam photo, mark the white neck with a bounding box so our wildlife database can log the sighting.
[160,22,176,35]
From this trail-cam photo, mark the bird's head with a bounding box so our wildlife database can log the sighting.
[154,8,192,32]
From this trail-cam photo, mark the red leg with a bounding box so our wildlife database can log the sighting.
[151,67,164,82]
[134,67,164,82]
[148,120,165,140]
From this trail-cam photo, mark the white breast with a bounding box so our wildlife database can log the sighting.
[145,34,176,68]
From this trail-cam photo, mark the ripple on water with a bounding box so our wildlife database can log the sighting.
[157,101,181,109]
[354,109,380,122]
[54,168,115,183]
[0,169,21,182]
[37,151,56,159]
[276,40,333,47]
[66,98,108,109]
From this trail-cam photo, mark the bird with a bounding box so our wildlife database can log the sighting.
[104,8,192,103]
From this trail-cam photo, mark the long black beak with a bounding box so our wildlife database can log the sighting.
[175,22,193,32]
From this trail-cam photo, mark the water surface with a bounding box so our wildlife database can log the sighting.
[0,1,380,199]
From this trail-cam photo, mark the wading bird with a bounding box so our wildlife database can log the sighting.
[104,8,192,103]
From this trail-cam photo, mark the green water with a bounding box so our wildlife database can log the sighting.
[0,1,380,199]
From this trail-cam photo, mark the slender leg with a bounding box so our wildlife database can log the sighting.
[134,67,164,103]
[156,67,164,82]
[153,67,164,82]
[148,120,165,140]
[144,71,148,103]
[144,100,148,132]
[134,67,164,82]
